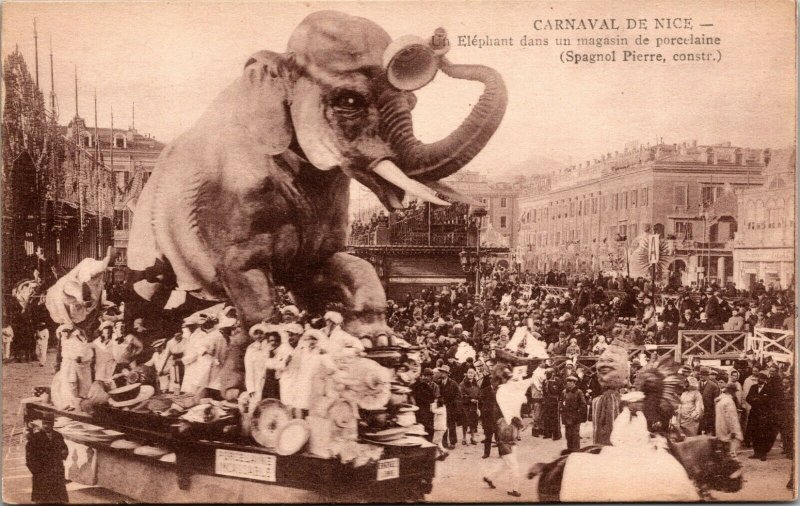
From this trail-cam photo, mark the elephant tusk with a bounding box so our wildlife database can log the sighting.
[729,469,743,480]
[372,160,450,206]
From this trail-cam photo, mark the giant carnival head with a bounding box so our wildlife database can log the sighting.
[596,344,630,389]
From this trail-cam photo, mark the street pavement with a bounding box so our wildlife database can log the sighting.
[2,350,795,503]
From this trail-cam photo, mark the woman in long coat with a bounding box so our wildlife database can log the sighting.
[677,376,704,436]
[715,383,744,457]
[460,368,481,445]
[541,369,562,440]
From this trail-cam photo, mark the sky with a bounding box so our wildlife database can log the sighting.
[3,0,796,212]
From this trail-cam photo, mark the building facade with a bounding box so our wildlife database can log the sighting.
[443,170,546,252]
[517,141,766,286]
[65,119,165,265]
[732,149,796,291]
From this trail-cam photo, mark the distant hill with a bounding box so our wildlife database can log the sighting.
[475,154,566,183]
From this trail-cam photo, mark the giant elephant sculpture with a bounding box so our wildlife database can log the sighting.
[125,11,507,399]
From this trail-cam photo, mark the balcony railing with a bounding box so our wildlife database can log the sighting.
[349,202,474,247]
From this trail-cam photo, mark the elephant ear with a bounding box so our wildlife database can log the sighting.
[234,50,293,154]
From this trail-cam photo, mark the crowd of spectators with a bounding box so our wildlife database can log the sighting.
[387,274,794,461]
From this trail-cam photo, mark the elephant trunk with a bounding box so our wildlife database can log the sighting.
[379,58,507,182]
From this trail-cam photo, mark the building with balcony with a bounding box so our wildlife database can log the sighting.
[64,117,165,265]
[517,141,766,285]
[442,170,527,250]
[732,148,796,291]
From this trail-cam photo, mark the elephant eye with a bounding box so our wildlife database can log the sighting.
[331,90,368,116]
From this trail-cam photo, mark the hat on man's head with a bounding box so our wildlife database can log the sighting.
[218,316,238,329]
[435,365,451,374]
[281,305,301,317]
[249,322,271,338]
[323,311,343,324]
[284,323,304,335]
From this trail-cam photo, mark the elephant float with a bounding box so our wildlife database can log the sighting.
[122,11,507,400]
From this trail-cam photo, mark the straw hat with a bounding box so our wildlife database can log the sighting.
[323,311,343,324]
[108,383,155,408]
[249,322,271,338]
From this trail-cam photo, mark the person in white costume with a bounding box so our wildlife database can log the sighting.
[483,365,537,498]
[558,391,700,502]
[505,321,548,359]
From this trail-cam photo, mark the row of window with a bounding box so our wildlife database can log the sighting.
[479,197,509,209]
[114,170,152,189]
[80,132,128,149]
[521,221,650,248]
[521,187,650,225]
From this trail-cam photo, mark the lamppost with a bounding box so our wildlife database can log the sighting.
[615,233,630,279]
[461,207,488,299]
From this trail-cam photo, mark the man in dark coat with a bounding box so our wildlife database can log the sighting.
[561,375,587,453]
[705,291,725,329]
[479,360,499,458]
[698,368,721,435]
[746,372,782,460]
[26,413,69,504]
[412,368,440,441]
[435,365,462,449]
[541,369,562,440]
[661,300,680,326]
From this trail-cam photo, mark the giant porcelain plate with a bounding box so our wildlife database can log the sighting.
[250,399,291,449]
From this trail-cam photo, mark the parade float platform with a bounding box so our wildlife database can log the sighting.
[23,401,436,503]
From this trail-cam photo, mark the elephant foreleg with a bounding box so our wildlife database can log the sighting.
[216,235,277,402]
[218,235,277,329]
[290,252,388,337]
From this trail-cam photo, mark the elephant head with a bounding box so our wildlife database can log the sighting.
[227,10,507,210]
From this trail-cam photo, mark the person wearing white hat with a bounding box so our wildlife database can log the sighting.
[180,317,220,397]
[280,305,301,323]
[323,311,363,356]
[110,321,144,374]
[280,329,333,418]
[144,338,173,393]
[244,323,272,409]
[59,328,94,410]
[91,322,116,384]
[164,331,187,393]
[282,322,304,349]
[204,317,233,398]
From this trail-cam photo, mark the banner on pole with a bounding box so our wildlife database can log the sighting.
[648,234,660,266]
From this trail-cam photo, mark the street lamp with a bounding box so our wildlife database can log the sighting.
[465,207,488,299]
[615,233,630,278]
